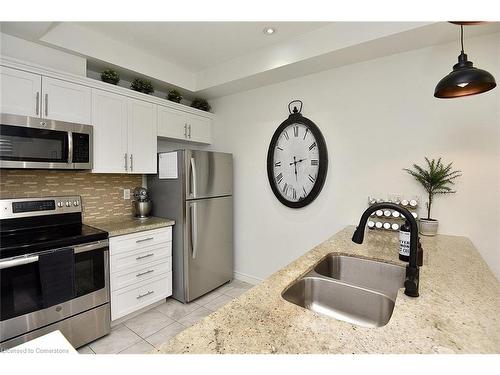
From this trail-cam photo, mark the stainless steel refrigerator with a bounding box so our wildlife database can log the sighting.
[147,150,233,303]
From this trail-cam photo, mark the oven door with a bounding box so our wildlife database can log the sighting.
[0,240,109,344]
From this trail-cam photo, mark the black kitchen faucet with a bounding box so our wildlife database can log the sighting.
[351,202,421,297]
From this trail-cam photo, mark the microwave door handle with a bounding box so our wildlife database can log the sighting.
[190,203,198,259]
[190,157,197,198]
[0,255,39,270]
[67,131,73,164]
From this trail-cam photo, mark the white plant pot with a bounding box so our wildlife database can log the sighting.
[419,218,439,236]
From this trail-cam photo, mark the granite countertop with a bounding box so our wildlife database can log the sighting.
[85,216,175,237]
[158,226,500,354]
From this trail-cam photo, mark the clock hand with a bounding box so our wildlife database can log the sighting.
[296,158,308,163]
[293,156,298,181]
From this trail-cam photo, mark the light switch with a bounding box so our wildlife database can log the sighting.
[123,188,131,200]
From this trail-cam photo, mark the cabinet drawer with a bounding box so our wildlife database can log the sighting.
[110,257,172,292]
[109,227,172,256]
[111,273,172,321]
[110,242,171,273]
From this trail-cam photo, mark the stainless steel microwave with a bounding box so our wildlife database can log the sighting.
[0,113,93,170]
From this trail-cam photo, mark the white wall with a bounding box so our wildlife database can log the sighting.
[209,32,500,282]
[0,33,87,76]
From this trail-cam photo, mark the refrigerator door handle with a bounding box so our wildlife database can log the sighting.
[190,157,197,198]
[190,202,198,259]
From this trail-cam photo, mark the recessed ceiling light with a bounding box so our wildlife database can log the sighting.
[263,27,276,35]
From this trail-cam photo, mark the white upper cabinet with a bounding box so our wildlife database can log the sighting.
[127,98,157,174]
[157,105,187,140]
[91,89,129,173]
[0,66,42,117]
[42,77,91,124]
[157,104,212,144]
[188,115,212,144]
[91,89,157,174]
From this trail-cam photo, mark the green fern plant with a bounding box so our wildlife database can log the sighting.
[404,158,462,220]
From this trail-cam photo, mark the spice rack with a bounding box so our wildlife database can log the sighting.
[366,194,420,232]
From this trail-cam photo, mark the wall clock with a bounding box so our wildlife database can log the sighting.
[267,100,328,208]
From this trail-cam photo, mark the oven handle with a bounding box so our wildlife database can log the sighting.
[73,240,109,254]
[0,240,108,270]
[0,255,39,270]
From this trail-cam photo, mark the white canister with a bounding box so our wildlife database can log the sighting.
[375,222,383,229]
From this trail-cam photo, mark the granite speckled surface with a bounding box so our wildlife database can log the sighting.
[85,216,174,237]
[158,226,500,354]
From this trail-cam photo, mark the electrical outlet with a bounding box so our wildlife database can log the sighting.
[123,188,130,200]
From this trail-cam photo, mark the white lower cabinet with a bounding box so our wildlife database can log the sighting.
[109,227,173,321]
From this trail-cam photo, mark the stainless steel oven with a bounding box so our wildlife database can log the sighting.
[0,196,109,350]
[0,113,93,169]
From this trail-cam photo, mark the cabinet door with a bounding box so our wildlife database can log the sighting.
[0,66,42,117]
[91,89,128,173]
[42,76,91,124]
[188,115,212,144]
[157,105,187,141]
[128,98,157,174]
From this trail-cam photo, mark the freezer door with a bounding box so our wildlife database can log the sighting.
[185,196,233,301]
[185,150,232,200]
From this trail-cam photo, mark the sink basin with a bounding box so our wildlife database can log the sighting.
[314,254,405,300]
[282,254,405,328]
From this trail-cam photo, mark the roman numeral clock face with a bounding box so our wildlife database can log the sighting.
[267,116,328,208]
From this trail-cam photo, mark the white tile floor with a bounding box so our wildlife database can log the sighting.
[78,279,252,354]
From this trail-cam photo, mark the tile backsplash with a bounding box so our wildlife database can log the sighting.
[0,170,142,221]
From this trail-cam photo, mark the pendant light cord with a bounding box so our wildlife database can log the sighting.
[460,25,464,53]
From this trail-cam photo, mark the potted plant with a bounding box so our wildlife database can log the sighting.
[100,69,120,85]
[130,78,154,94]
[167,89,182,103]
[404,157,461,236]
[190,97,211,112]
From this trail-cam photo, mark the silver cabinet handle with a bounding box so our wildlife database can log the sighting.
[136,269,154,277]
[188,124,191,138]
[44,93,48,116]
[136,253,154,260]
[130,154,133,172]
[184,123,187,138]
[124,153,128,171]
[0,255,39,270]
[35,92,40,116]
[190,202,198,259]
[136,237,154,243]
[136,290,154,299]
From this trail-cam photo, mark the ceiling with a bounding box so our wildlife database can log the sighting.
[75,22,331,72]
[1,21,499,98]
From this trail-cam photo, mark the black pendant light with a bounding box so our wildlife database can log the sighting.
[434,24,496,99]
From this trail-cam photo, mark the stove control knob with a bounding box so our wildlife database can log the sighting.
[65,201,71,207]
[57,202,63,208]
[73,201,79,206]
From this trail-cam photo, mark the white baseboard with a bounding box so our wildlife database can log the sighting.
[233,271,264,285]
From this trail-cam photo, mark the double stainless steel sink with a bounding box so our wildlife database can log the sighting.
[282,254,405,328]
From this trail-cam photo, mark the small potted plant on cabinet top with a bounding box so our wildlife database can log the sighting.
[190,97,211,112]
[130,78,154,95]
[404,157,462,236]
[100,69,120,85]
[167,89,183,103]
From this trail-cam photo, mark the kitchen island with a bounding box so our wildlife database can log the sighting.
[157,226,500,354]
